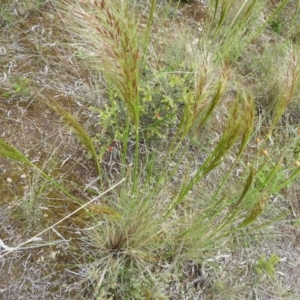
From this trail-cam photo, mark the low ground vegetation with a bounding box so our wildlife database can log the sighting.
[0,0,300,299]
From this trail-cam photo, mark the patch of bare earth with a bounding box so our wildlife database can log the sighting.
[0,2,106,299]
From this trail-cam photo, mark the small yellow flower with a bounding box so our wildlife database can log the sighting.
[261,149,268,156]
[294,161,300,167]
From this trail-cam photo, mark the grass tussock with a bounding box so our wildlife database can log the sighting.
[0,0,300,298]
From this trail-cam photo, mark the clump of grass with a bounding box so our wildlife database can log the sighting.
[16,172,47,228]
[54,1,298,296]
[255,253,281,279]
[53,0,300,298]
[1,0,299,298]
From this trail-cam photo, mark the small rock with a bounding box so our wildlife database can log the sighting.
[37,256,45,263]
[6,178,12,183]
[20,174,27,179]
[49,251,57,260]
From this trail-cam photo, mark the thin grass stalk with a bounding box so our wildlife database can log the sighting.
[132,93,140,194]
[45,100,101,178]
[0,138,32,164]
[169,57,230,156]
[173,177,280,260]
[216,2,259,60]
[165,95,246,218]
[212,167,255,235]
[229,155,299,229]
[0,138,74,201]
[210,93,255,203]
[174,206,235,259]
[0,178,124,258]
[247,0,289,42]
[208,0,256,44]
[207,0,289,62]
[200,98,245,176]
[229,0,255,28]
[244,212,287,231]
[176,167,254,247]
[194,72,229,133]
[0,137,120,220]
[245,156,299,210]
[256,156,284,192]
[274,165,300,192]
[210,0,232,31]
